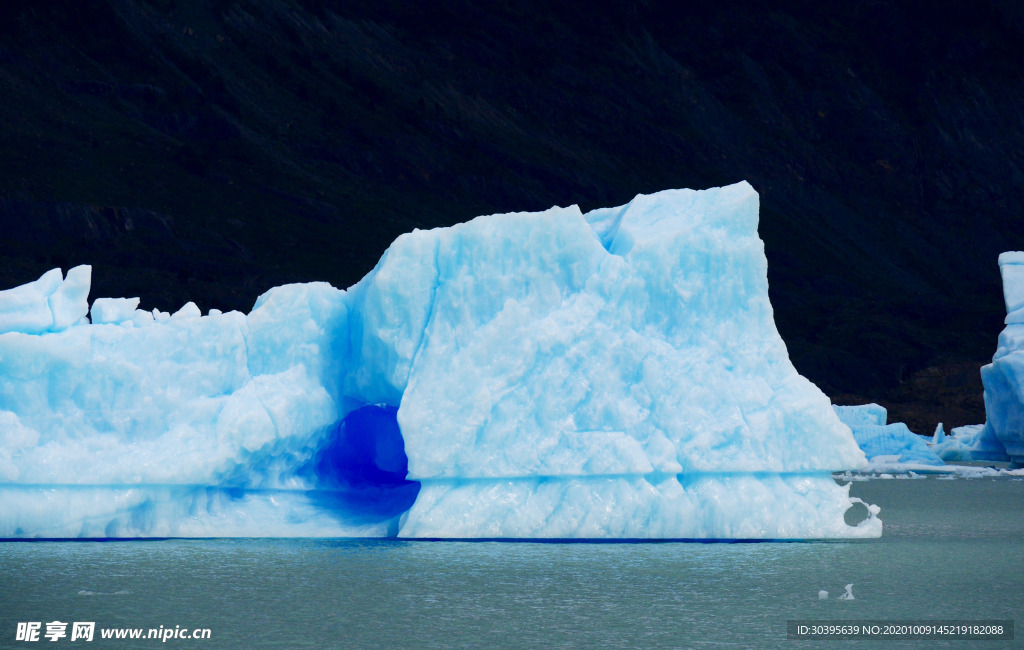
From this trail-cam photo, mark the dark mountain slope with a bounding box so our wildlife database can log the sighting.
[2,0,1024,432]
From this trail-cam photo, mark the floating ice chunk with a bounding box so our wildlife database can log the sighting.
[932,422,945,445]
[91,297,141,324]
[838,584,855,600]
[934,423,1009,462]
[855,424,945,469]
[818,590,829,600]
[833,404,945,470]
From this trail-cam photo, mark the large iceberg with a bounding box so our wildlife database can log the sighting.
[0,182,879,538]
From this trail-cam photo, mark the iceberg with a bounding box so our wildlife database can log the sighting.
[933,423,1008,463]
[976,252,1024,467]
[934,252,1024,467]
[832,404,946,472]
[0,182,879,538]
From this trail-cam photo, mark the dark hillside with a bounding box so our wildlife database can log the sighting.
[3,0,1024,432]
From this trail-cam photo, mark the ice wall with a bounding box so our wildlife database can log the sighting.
[0,182,879,538]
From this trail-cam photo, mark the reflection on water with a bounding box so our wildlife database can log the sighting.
[0,477,1021,647]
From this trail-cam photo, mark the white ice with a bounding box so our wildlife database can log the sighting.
[933,424,1009,463]
[832,404,946,472]
[974,252,1024,466]
[0,182,879,538]
[934,252,1024,467]
[0,266,90,335]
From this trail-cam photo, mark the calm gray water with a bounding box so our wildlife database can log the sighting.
[0,476,1021,648]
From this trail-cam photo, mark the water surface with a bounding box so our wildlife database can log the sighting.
[0,476,1020,647]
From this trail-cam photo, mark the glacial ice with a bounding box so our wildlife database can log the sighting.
[832,404,946,472]
[934,252,1024,467]
[933,424,1009,463]
[0,266,90,335]
[0,182,880,539]
[977,252,1024,467]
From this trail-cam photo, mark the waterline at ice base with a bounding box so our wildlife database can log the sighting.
[0,182,880,539]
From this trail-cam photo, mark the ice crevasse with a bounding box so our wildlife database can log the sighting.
[0,182,880,539]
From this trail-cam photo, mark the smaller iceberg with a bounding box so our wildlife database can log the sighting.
[833,404,946,472]
[934,252,1024,467]
[932,424,1009,463]
[974,252,1024,467]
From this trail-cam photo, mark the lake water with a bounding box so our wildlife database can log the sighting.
[0,476,1021,648]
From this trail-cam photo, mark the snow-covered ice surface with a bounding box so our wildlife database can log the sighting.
[832,404,947,473]
[0,182,880,539]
